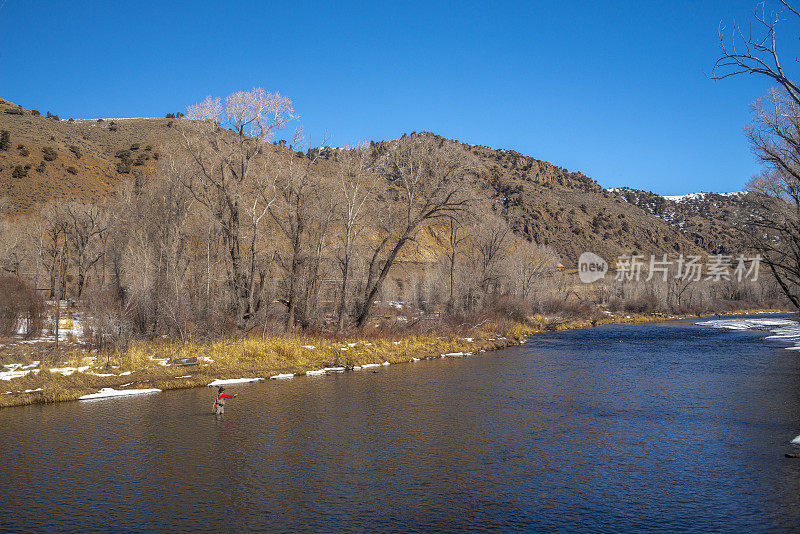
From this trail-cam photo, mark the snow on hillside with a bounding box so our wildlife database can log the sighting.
[604,188,749,236]
[606,188,745,203]
[663,191,745,203]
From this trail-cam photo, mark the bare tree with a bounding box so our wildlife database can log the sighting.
[302,170,338,328]
[0,217,25,278]
[64,202,108,297]
[712,1,800,308]
[38,202,70,300]
[510,241,560,302]
[173,88,295,329]
[443,217,468,310]
[712,1,800,105]
[747,165,800,307]
[354,134,473,327]
[473,214,512,298]
[268,130,329,330]
[333,143,376,329]
[34,203,70,346]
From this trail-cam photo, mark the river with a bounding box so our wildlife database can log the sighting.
[2,317,800,533]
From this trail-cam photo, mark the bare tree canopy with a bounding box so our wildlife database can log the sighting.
[713,0,800,309]
[186,88,296,139]
[172,88,297,329]
[353,134,474,327]
[712,1,800,104]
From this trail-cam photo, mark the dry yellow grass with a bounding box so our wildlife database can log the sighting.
[0,307,789,408]
[0,325,533,408]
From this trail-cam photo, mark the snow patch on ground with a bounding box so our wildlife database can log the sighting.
[0,369,32,380]
[79,388,161,400]
[17,314,85,342]
[270,373,294,379]
[207,378,264,386]
[0,361,45,380]
[45,366,91,376]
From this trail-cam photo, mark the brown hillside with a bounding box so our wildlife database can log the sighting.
[386,134,707,264]
[1,99,731,265]
[0,98,172,211]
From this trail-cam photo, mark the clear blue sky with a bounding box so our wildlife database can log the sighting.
[0,0,795,195]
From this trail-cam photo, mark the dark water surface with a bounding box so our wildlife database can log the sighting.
[3,318,800,533]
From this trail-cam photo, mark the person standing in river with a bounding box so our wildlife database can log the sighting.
[214,386,237,416]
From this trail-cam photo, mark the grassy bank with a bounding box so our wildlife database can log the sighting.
[0,308,789,409]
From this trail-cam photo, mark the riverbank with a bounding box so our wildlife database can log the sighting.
[0,308,789,408]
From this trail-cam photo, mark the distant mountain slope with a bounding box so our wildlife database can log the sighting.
[1,98,748,265]
[609,187,753,255]
[414,136,707,263]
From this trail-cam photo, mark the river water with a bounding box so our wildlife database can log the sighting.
[2,317,800,533]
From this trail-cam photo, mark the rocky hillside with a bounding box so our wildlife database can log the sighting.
[609,187,753,255]
[1,98,749,265]
[420,136,708,263]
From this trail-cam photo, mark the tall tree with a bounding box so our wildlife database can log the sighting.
[172,88,295,329]
[334,143,376,330]
[354,134,473,327]
[64,202,108,297]
[713,1,800,308]
[268,132,317,331]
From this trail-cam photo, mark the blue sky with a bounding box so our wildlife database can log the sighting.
[0,0,795,194]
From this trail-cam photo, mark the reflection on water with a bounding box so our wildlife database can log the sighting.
[2,318,800,532]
